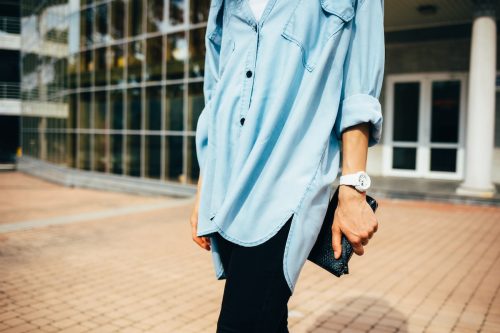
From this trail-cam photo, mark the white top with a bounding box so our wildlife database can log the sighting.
[248,0,269,21]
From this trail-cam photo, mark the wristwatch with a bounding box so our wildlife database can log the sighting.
[339,171,371,192]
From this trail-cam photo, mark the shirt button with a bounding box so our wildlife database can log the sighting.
[240,117,246,125]
[246,70,253,78]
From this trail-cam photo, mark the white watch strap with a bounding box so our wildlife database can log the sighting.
[339,173,360,185]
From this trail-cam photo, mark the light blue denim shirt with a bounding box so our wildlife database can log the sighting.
[196,0,385,292]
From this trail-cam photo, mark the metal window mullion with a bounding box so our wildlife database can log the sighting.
[161,34,167,181]
[182,26,189,184]
[123,1,129,176]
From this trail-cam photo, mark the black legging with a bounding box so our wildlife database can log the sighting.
[214,214,294,333]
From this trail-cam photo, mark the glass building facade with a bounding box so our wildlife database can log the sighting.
[20,0,210,185]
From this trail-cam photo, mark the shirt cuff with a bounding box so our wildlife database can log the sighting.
[334,93,383,147]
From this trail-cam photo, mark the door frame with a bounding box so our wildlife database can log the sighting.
[382,72,468,180]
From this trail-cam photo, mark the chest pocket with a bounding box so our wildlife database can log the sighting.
[206,0,235,78]
[281,0,355,72]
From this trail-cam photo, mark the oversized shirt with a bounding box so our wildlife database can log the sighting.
[195,0,385,293]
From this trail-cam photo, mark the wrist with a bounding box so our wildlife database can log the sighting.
[339,184,367,200]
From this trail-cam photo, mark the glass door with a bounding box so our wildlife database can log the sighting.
[383,73,466,179]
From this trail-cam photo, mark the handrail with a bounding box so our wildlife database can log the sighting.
[0,16,21,34]
[0,82,20,99]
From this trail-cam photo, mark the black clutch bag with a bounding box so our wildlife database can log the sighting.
[307,185,378,277]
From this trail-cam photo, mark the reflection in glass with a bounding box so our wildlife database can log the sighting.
[128,0,143,37]
[431,81,460,143]
[165,135,183,182]
[109,44,125,85]
[170,0,185,25]
[146,86,162,131]
[166,32,186,80]
[68,54,78,89]
[110,0,125,41]
[165,84,184,131]
[145,135,161,179]
[146,36,163,82]
[110,134,123,174]
[128,40,144,83]
[127,88,142,130]
[188,82,204,131]
[78,134,91,170]
[94,134,107,172]
[190,0,210,23]
[94,47,107,86]
[95,3,109,44]
[67,133,77,168]
[147,0,166,32]
[94,91,107,129]
[126,135,141,177]
[80,7,94,47]
[80,50,93,88]
[79,92,91,128]
[189,28,205,78]
[393,82,419,142]
[110,90,124,130]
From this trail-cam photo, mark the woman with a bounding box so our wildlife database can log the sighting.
[191,0,385,331]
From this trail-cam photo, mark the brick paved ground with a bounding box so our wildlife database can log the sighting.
[0,171,499,333]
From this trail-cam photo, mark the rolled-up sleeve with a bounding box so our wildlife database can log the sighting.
[333,0,385,147]
[195,2,223,177]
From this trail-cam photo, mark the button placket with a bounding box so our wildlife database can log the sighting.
[238,23,259,126]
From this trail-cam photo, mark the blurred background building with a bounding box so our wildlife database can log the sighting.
[6,0,500,197]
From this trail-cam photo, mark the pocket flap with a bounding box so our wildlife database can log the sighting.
[320,0,355,22]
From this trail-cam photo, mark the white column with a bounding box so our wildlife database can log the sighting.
[457,5,497,198]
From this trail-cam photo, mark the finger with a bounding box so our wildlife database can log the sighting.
[351,237,364,256]
[332,221,342,260]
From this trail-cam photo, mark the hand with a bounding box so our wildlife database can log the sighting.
[190,176,211,251]
[331,185,378,259]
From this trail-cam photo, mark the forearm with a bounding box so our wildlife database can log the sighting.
[339,122,370,198]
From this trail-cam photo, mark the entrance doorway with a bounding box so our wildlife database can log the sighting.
[383,73,467,180]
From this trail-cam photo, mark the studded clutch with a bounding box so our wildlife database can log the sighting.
[307,185,378,277]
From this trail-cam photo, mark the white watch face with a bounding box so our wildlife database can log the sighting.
[355,172,371,191]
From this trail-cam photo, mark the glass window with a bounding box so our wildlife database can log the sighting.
[170,0,185,25]
[165,135,183,182]
[166,32,186,80]
[68,93,77,129]
[189,28,205,78]
[127,88,142,130]
[94,47,107,86]
[187,136,199,184]
[392,147,416,170]
[94,134,107,172]
[109,44,125,85]
[128,40,144,83]
[126,134,141,177]
[80,7,94,48]
[110,89,124,130]
[146,36,163,82]
[431,81,460,143]
[94,91,107,129]
[147,0,166,33]
[145,135,161,179]
[80,50,93,88]
[165,84,184,131]
[430,148,457,172]
[78,133,91,170]
[393,82,420,142]
[128,0,143,37]
[188,82,204,131]
[190,0,210,23]
[67,132,77,168]
[110,134,123,174]
[110,0,125,41]
[146,86,162,131]
[79,92,92,128]
[95,3,109,44]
